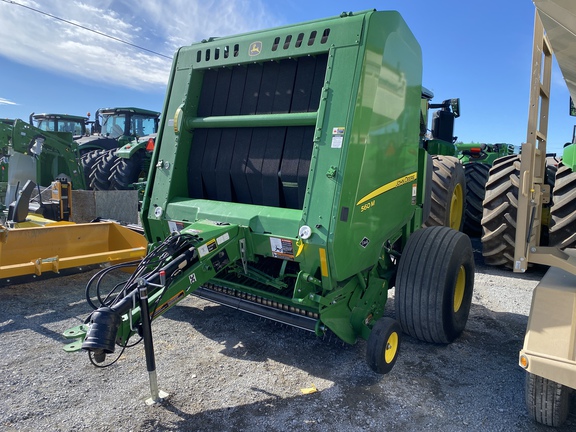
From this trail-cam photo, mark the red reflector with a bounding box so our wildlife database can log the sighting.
[470,147,481,153]
[146,138,155,151]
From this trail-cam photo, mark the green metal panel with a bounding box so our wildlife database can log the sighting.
[328,12,423,281]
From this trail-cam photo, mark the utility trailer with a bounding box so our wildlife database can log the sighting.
[64,10,474,403]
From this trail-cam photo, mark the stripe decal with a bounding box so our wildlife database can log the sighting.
[356,172,417,206]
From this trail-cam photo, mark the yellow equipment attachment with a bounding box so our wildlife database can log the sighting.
[0,221,146,279]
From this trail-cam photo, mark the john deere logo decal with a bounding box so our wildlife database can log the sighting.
[249,41,262,56]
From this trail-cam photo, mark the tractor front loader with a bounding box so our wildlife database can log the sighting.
[64,10,474,403]
[0,118,87,210]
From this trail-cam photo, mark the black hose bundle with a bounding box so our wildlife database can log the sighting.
[83,232,198,367]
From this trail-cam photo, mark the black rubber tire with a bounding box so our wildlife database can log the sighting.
[525,373,571,427]
[423,155,466,231]
[549,163,576,249]
[463,162,490,236]
[109,149,145,190]
[366,317,401,374]
[395,226,474,343]
[79,149,106,190]
[89,149,118,191]
[480,154,521,268]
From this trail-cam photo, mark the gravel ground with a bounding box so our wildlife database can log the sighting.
[1,238,575,431]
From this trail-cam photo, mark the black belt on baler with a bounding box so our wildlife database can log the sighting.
[187,54,328,210]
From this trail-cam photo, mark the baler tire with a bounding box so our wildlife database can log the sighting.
[549,163,576,249]
[480,154,521,268]
[423,155,466,231]
[109,149,145,190]
[463,162,490,236]
[395,226,474,344]
[366,317,401,374]
[525,373,571,427]
[89,149,118,191]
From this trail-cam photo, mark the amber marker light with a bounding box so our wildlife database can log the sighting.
[520,354,529,369]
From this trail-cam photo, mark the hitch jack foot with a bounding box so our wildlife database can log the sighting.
[145,370,169,405]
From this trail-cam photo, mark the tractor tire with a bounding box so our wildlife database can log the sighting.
[480,154,521,268]
[366,317,401,374]
[109,149,146,190]
[525,373,571,427]
[395,226,474,344]
[549,163,576,249]
[423,155,466,231]
[89,149,118,191]
[463,162,490,236]
[80,149,106,190]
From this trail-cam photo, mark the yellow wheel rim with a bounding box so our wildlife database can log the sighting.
[385,331,399,364]
[449,183,464,230]
[453,265,466,313]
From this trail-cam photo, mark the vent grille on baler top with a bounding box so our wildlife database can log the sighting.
[195,28,331,64]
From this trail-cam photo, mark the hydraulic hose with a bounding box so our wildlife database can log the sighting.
[81,245,198,361]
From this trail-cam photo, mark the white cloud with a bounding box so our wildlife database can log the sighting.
[0,98,18,105]
[0,0,279,91]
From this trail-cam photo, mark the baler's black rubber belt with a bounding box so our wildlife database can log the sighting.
[201,128,223,200]
[290,56,317,113]
[245,128,267,205]
[188,128,208,198]
[226,67,248,115]
[215,128,237,202]
[261,127,286,207]
[297,127,315,208]
[197,69,218,117]
[308,53,328,111]
[241,64,263,115]
[272,60,297,114]
[230,128,253,204]
[280,126,305,209]
[211,67,233,116]
[256,61,280,114]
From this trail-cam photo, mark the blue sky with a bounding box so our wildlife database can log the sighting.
[0,0,573,155]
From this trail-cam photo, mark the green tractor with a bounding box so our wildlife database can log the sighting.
[457,142,516,236]
[64,10,475,400]
[419,93,467,232]
[418,96,518,236]
[77,107,159,191]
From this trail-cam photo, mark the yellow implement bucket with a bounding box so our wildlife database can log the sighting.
[0,222,147,279]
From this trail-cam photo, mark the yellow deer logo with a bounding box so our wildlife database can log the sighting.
[249,41,262,56]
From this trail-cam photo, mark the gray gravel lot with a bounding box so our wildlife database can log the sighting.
[1,239,575,431]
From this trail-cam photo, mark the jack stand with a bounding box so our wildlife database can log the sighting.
[137,278,169,405]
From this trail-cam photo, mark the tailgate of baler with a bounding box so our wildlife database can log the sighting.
[0,222,147,279]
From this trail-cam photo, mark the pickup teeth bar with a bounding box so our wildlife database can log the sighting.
[194,283,319,332]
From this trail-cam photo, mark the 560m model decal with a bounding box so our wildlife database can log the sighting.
[356,172,417,206]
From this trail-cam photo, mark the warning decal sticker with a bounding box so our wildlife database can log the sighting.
[270,237,295,260]
[198,238,217,258]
